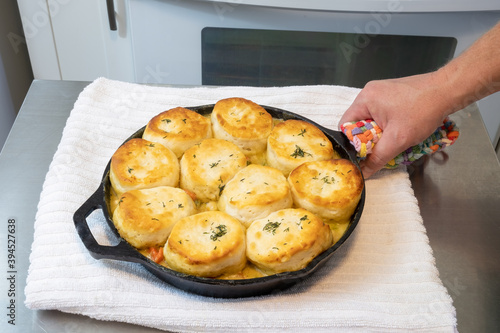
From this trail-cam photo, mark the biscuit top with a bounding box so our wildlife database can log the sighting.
[246,208,332,266]
[211,98,273,139]
[145,107,211,141]
[268,120,334,162]
[143,107,212,157]
[222,164,291,207]
[110,138,179,193]
[180,138,248,201]
[288,159,363,208]
[166,211,246,264]
[113,186,196,248]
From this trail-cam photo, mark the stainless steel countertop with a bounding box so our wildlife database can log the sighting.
[1,80,499,333]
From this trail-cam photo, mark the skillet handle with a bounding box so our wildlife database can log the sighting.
[321,128,360,164]
[73,187,144,262]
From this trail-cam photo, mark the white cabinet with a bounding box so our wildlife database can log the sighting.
[0,57,17,150]
[17,0,134,81]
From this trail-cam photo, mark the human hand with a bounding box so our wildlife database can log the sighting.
[339,72,453,178]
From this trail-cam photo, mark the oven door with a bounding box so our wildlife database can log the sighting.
[128,0,495,88]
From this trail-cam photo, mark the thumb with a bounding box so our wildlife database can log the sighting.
[338,98,371,130]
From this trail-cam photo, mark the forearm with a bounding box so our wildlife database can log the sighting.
[434,22,500,115]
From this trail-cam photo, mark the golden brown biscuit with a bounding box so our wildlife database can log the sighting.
[246,208,333,274]
[288,159,363,223]
[218,164,293,228]
[267,119,339,176]
[211,97,273,158]
[112,186,196,249]
[163,211,247,277]
[109,138,179,195]
[143,107,212,158]
[180,138,248,202]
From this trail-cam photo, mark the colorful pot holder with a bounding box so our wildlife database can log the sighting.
[340,118,460,169]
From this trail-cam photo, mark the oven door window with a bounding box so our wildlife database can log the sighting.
[202,27,456,88]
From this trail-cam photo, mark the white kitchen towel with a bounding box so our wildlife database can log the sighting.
[25,77,457,332]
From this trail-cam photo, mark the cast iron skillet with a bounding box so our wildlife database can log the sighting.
[73,104,365,298]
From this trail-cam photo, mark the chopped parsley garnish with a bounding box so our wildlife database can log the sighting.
[290,145,312,158]
[218,183,225,196]
[296,215,307,229]
[210,224,227,241]
[263,221,281,235]
[321,176,335,184]
[209,160,221,168]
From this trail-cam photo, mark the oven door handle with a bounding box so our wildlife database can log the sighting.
[106,0,117,31]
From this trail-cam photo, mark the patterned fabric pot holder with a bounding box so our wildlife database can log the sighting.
[340,118,460,169]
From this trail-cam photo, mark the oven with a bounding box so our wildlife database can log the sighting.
[17,0,500,151]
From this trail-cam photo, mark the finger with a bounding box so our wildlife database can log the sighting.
[359,160,376,179]
[360,134,406,178]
